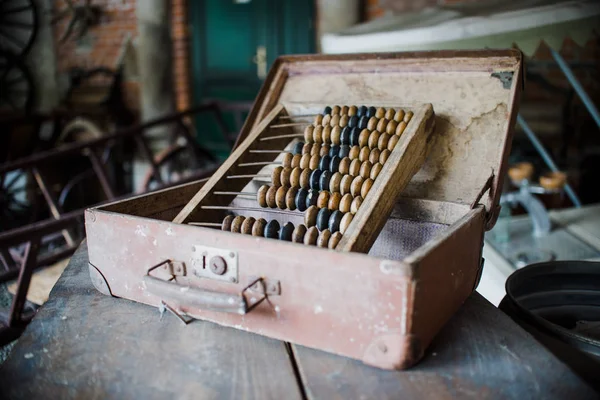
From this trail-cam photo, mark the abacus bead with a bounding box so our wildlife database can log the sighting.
[340,174,353,195]
[313,125,323,144]
[276,186,288,209]
[317,229,331,248]
[361,178,374,198]
[279,222,294,241]
[369,148,381,164]
[302,143,312,155]
[264,220,280,239]
[396,121,407,136]
[222,215,235,231]
[367,106,376,118]
[295,188,309,211]
[348,115,358,129]
[292,224,307,243]
[341,105,349,115]
[328,192,342,210]
[380,149,391,164]
[286,187,298,210]
[300,153,310,169]
[359,145,371,162]
[330,114,340,128]
[367,117,378,131]
[266,186,278,208]
[329,172,342,193]
[332,105,341,115]
[358,129,370,147]
[351,196,363,214]
[293,142,304,155]
[300,168,311,189]
[252,218,267,237]
[329,231,343,249]
[340,213,354,234]
[323,106,332,115]
[385,108,395,120]
[306,189,319,208]
[329,144,340,158]
[272,166,283,186]
[349,158,361,176]
[322,114,331,127]
[316,208,332,231]
[358,105,367,117]
[376,118,388,133]
[257,185,269,207]
[309,154,320,170]
[304,125,314,143]
[338,157,351,175]
[387,134,399,151]
[310,169,322,190]
[404,110,413,122]
[350,127,360,146]
[304,226,319,245]
[282,152,293,168]
[339,144,350,158]
[331,126,342,145]
[329,155,341,173]
[241,217,256,235]
[317,191,330,208]
[328,210,343,233]
[360,161,372,179]
[322,125,332,144]
[386,120,398,135]
[340,126,351,145]
[394,109,405,122]
[368,130,380,149]
[319,155,331,171]
[291,154,302,169]
[375,107,385,118]
[348,105,358,116]
[290,167,301,188]
[280,167,292,187]
[349,145,360,160]
[319,144,330,157]
[378,133,390,151]
[339,193,352,213]
[319,170,332,192]
[350,176,364,197]
[231,216,245,233]
[370,163,383,180]
[311,143,320,156]
[358,116,368,130]
[339,114,349,128]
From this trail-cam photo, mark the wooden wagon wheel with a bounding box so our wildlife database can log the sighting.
[0,50,34,113]
[0,0,38,57]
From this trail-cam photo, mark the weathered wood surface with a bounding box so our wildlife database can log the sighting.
[0,243,596,399]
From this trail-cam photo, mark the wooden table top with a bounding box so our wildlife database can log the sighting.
[0,242,596,399]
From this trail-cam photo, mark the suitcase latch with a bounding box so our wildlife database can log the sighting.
[191,245,239,283]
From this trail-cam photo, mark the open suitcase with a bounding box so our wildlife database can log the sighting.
[85,50,523,369]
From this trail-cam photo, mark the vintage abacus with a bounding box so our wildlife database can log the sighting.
[85,50,523,370]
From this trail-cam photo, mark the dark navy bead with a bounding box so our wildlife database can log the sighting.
[329,145,340,158]
[350,127,360,146]
[339,145,350,158]
[348,115,358,128]
[295,189,308,212]
[319,170,332,192]
[316,208,332,231]
[306,189,319,208]
[319,155,331,171]
[357,106,367,117]
[358,116,368,130]
[328,210,343,233]
[340,127,351,145]
[329,155,341,173]
[310,169,322,191]
[323,106,332,115]
[279,222,294,241]
[264,220,280,239]
[366,106,376,118]
[292,142,304,155]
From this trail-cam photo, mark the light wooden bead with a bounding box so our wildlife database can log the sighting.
[305,205,318,227]
[368,130,380,149]
[257,185,269,207]
[331,126,342,145]
[385,108,395,120]
[396,121,407,136]
[375,107,385,118]
[369,148,381,164]
[329,231,343,249]
[291,154,301,169]
[292,224,307,243]
[350,176,364,197]
[349,158,361,176]
[339,193,353,213]
[252,218,267,237]
[332,105,341,115]
[386,120,398,135]
[341,105,349,115]
[330,114,340,128]
[370,163,383,180]
[320,144,330,157]
[387,134,399,151]
[314,114,323,125]
[304,125,314,143]
[328,192,342,210]
[359,146,371,162]
[340,174,353,195]
[404,110,413,123]
[271,166,283,186]
[282,152,293,168]
[302,143,312,154]
[286,187,298,210]
[317,191,330,208]
[348,145,359,160]
[300,168,311,189]
[266,186,278,208]
[394,109,405,122]
[304,226,319,245]
[351,196,363,214]
[322,125,332,144]
[222,215,235,231]
[241,217,256,235]
[376,118,388,133]
[231,216,245,233]
[322,114,331,127]
[311,143,320,156]
[329,172,342,193]
[309,154,320,170]
[317,229,332,248]
[299,153,310,169]
[367,117,378,131]
[280,167,292,187]
[290,167,301,188]
[339,114,349,127]
[313,125,323,144]
[340,213,353,234]
[379,149,391,164]
[276,186,288,209]
[348,105,358,116]
[361,178,374,198]
[359,161,372,179]
[377,133,390,151]
[358,129,370,148]
[339,157,351,175]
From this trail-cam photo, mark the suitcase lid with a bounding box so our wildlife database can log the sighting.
[236,50,523,230]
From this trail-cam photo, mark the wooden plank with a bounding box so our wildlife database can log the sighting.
[0,243,303,400]
[292,293,596,400]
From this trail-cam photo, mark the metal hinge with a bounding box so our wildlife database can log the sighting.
[470,170,499,230]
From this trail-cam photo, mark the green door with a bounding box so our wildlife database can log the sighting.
[190,0,315,160]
